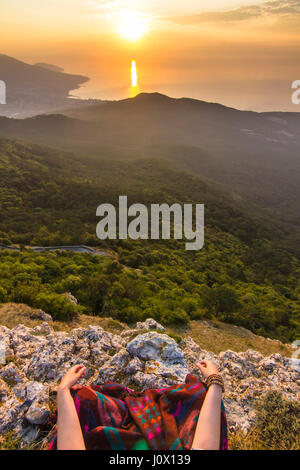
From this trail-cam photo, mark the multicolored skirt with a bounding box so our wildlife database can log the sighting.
[49,374,228,450]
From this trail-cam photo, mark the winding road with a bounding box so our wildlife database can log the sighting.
[0,245,108,256]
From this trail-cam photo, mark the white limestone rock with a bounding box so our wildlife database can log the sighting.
[126,332,186,365]
[30,309,53,323]
[135,318,166,332]
[0,363,26,385]
[97,348,131,383]
[25,402,50,426]
[0,317,299,447]
[0,325,14,364]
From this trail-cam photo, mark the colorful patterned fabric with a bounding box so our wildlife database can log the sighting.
[49,374,228,450]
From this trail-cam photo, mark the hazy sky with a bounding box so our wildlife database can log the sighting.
[1,0,300,110]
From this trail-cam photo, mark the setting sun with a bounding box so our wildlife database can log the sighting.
[117,11,147,42]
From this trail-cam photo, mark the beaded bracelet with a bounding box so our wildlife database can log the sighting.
[206,374,225,393]
[206,374,224,386]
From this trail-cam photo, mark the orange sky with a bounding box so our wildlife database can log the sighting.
[1,0,300,110]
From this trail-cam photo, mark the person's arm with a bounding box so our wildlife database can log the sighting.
[56,365,87,450]
[191,360,223,450]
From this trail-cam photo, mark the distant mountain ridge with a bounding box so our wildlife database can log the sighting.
[1,91,300,234]
[0,54,102,117]
[34,63,65,73]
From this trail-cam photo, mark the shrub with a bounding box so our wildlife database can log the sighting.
[117,306,143,323]
[11,284,39,306]
[0,286,8,303]
[254,391,300,450]
[36,292,79,321]
[201,285,241,316]
[229,392,300,450]
[61,275,82,291]
[105,260,122,275]
[162,308,189,325]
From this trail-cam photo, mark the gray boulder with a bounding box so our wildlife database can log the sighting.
[135,318,166,331]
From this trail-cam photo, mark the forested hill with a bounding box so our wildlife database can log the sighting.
[1,92,300,234]
[0,138,283,245]
[0,138,299,343]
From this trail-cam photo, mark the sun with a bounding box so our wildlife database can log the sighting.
[117,11,147,42]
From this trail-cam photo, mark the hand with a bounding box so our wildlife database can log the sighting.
[58,365,86,392]
[196,360,219,379]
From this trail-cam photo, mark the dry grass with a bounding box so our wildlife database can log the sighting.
[0,303,292,357]
[0,303,126,335]
[0,432,22,450]
[228,428,265,450]
[0,303,47,330]
[53,316,126,334]
[170,320,292,357]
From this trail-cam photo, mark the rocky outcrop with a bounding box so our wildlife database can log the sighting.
[135,318,166,331]
[64,293,78,305]
[0,318,299,447]
[29,309,53,323]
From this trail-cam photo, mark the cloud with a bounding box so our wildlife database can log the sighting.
[168,0,300,25]
[83,0,120,10]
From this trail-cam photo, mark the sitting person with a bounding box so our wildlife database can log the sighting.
[49,360,228,450]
